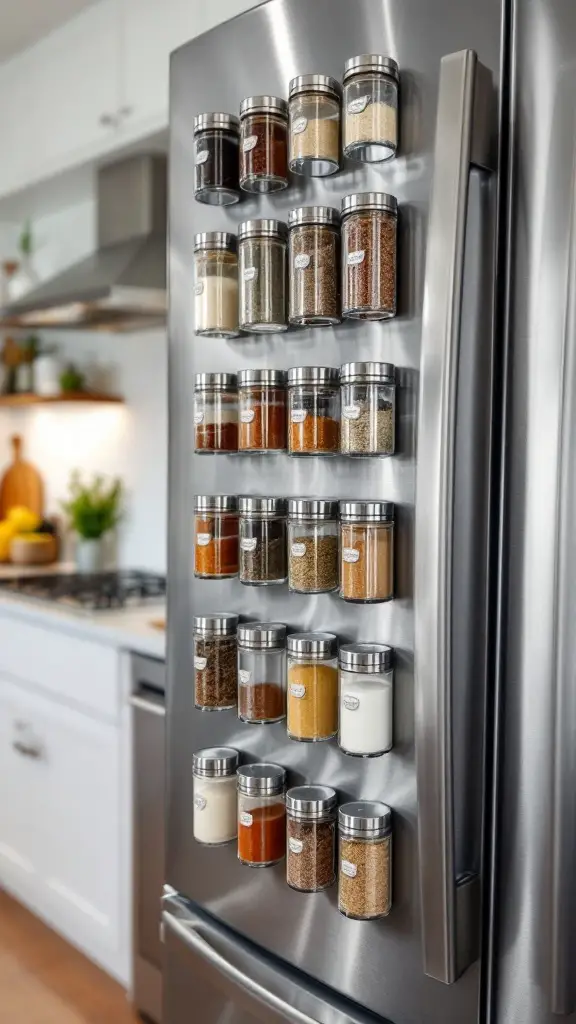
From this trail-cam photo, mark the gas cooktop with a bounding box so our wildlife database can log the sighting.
[0,570,166,611]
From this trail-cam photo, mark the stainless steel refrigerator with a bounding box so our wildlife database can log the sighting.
[164,1,503,1022]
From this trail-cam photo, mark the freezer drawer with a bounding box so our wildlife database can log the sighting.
[162,895,385,1024]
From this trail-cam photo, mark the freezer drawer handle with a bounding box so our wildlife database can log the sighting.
[414,48,495,986]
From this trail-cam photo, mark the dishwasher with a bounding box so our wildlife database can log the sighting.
[131,653,166,1023]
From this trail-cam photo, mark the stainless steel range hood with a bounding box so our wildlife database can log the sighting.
[0,154,167,332]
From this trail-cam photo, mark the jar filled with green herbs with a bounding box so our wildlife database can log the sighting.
[238,219,288,333]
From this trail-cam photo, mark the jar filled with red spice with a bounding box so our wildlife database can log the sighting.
[194,495,239,579]
[194,373,238,454]
[238,369,287,453]
[239,96,289,194]
[287,366,340,456]
[237,621,286,723]
[237,763,286,867]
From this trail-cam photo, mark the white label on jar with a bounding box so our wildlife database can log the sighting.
[194,282,204,296]
[291,542,306,558]
[292,116,308,135]
[347,250,365,266]
[343,547,360,563]
[343,693,360,711]
[341,859,358,877]
[194,409,204,424]
[291,409,307,423]
[289,837,304,854]
[294,253,311,270]
[239,669,251,684]
[347,95,370,115]
[240,811,253,826]
[242,134,258,153]
[196,533,212,547]
[196,149,209,165]
[240,408,255,423]
[240,537,257,552]
[194,795,207,811]
[343,404,361,420]
[290,683,306,698]
[194,657,208,671]
[243,266,258,282]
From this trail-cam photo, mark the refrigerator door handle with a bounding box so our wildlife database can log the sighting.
[415,48,495,986]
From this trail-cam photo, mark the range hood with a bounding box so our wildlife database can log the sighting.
[0,154,167,332]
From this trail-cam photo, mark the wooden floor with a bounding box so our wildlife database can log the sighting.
[0,890,140,1023]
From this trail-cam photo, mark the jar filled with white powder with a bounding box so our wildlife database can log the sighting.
[194,231,240,338]
[193,746,239,845]
[338,643,394,756]
[342,54,399,163]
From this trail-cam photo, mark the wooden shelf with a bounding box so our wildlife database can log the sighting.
[0,392,124,407]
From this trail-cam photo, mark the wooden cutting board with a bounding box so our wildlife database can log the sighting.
[0,435,44,520]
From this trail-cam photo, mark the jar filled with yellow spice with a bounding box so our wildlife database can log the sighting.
[287,632,338,742]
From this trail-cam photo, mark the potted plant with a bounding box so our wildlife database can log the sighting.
[61,471,123,574]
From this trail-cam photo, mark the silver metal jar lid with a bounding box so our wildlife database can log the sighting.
[340,361,395,384]
[339,642,393,672]
[338,800,392,837]
[288,74,341,100]
[237,763,286,794]
[195,494,238,512]
[238,496,287,517]
[287,366,339,386]
[339,500,394,522]
[194,372,238,391]
[240,95,289,118]
[194,112,240,134]
[341,192,397,217]
[238,219,288,242]
[193,612,239,636]
[193,746,239,777]
[237,368,287,387]
[288,498,339,520]
[343,54,399,83]
[194,231,237,253]
[286,785,337,818]
[287,632,337,658]
[237,621,287,649]
[288,206,340,229]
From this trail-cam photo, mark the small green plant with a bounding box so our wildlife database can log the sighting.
[61,471,123,540]
[60,363,85,392]
[19,220,33,259]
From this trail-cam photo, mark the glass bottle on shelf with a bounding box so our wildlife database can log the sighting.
[237,621,287,723]
[338,801,393,919]
[193,112,241,206]
[194,495,239,579]
[239,496,288,586]
[194,372,238,454]
[342,54,399,163]
[341,193,397,321]
[237,763,286,867]
[239,96,289,194]
[288,75,341,177]
[287,632,338,742]
[193,746,239,846]
[340,361,396,457]
[339,499,394,602]
[194,232,240,338]
[238,219,288,333]
[288,207,341,327]
[286,785,337,892]
[338,642,394,756]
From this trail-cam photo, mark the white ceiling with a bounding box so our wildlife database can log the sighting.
[0,0,98,63]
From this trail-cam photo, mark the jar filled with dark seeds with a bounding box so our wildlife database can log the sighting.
[239,496,288,586]
[288,207,341,327]
[342,192,397,320]
[286,785,337,892]
[288,498,339,594]
[194,112,241,206]
[194,613,239,711]
[340,361,396,456]
[239,220,288,333]
[240,96,289,194]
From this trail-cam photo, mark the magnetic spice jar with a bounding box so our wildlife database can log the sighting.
[338,801,392,920]
[341,193,397,321]
[342,54,399,163]
[194,232,240,338]
[286,785,337,892]
[287,632,338,742]
[193,747,239,846]
[340,361,396,457]
[238,220,288,333]
[194,112,241,206]
[194,373,238,454]
[240,96,289,194]
[194,613,239,711]
[238,369,287,453]
[338,643,394,756]
[287,366,340,456]
[237,621,286,724]
[239,496,288,586]
[288,498,339,594]
[288,75,341,177]
[288,207,341,327]
[339,500,394,602]
[194,495,239,579]
[237,763,286,867]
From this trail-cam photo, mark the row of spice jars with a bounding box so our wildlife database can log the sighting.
[195,363,396,458]
[194,196,397,337]
[194,496,394,601]
[194,56,399,206]
[192,751,393,919]
[195,621,394,755]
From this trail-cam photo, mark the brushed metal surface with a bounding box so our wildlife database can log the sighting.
[167,2,501,1021]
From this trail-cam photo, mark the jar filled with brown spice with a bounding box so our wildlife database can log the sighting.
[287,366,340,456]
[342,192,397,321]
[288,207,341,327]
[237,621,287,724]
[338,801,392,920]
[194,372,238,454]
[286,785,337,892]
[288,498,339,594]
[339,499,394,602]
[194,612,239,711]
[240,95,289,194]
[238,369,287,454]
[288,75,341,177]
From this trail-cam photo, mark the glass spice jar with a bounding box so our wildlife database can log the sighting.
[194,613,239,711]
[338,801,392,919]
[238,219,288,333]
[193,746,239,846]
[237,621,286,724]
[338,643,394,756]
[194,373,238,454]
[239,496,288,586]
[238,369,287,454]
[288,207,341,327]
[340,361,396,457]
[288,498,339,594]
[342,54,399,163]
[287,632,338,743]
[237,763,286,867]
[193,112,241,206]
[339,500,394,602]
[194,232,240,338]
[286,785,337,892]
[287,366,340,456]
[288,75,341,177]
[341,193,397,321]
[239,95,289,194]
[194,495,239,579]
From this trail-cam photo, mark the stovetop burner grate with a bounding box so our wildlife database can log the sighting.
[0,570,166,610]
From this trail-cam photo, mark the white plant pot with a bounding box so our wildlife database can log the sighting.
[33,354,62,397]
[76,538,104,575]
